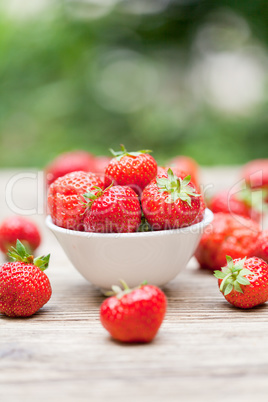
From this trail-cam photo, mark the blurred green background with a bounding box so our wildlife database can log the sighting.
[0,0,267,168]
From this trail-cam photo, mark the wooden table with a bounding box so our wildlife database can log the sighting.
[1,168,268,402]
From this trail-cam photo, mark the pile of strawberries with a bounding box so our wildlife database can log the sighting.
[47,145,204,233]
[1,150,268,343]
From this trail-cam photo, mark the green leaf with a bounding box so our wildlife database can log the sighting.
[157,178,169,187]
[240,268,252,277]
[236,276,250,286]
[234,282,243,293]
[109,145,152,160]
[111,285,121,294]
[182,175,191,186]
[234,257,246,271]
[167,168,175,182]
[221,267,230,274]
[214,271,226,279]
[224,283,233,296]
[83,192,97,200]
[16,240,28,259]
[34,254,50,271]
[226,255,233,267]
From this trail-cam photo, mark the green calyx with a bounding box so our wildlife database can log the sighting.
[83,184,113,208]
[236,187,267,213]
[214,255,252,296]
[137,215,152,232]
[83,186,104,208]
[109,144,152,161]
[8,239,50,271]
[156,168,199,206]
[104,279,148,299]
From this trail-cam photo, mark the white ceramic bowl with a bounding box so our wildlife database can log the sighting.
[46,209,213,290]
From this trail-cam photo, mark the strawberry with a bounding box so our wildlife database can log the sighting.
[141,168,201,230]
[209,189,261,222]
[48,171,104,231]
[84,185,141,233]
[93,156,111,175]
[104,145,157,195]
[255,230,268,263]
[0,216,41,255]
[195,213,260,271]
[192,195,206,224]
[0,240,52,317]
[214,255,268,309]
[241,159,268,194]
[100,280,167,343]
[157,166,206,225]
[45,151,96,186]
[167,155,199,187]
[157,166,187,179]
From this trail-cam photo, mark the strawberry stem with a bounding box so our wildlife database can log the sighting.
[8,240,50,271]
[214,256,252,296]
[109,145,152,161]
[156,168,199,206]
[104,279,148,299]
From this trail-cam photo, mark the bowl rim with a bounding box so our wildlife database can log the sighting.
[46,208,213,238]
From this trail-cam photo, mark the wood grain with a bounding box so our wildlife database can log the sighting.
[1,168,268,402]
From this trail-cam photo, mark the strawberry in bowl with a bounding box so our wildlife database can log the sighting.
[46,151,212,290]
[141,168,202,230]
[104,145,157,196]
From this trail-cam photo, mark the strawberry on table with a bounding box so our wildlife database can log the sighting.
[48,171,104,231]
[45,150,96,186]
[214,255,268,309]
[0,240,52,317]
[209,189,262,222]
[0,216,41,256]
[104,145,157,195]
[241,159,268,196]
[255,230,268,263]
[84,185,141,233]
[195,213,260,271]
[100,280,167,343]
[141,168,201,230]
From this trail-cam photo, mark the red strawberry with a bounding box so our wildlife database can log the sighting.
[45,151,96,186]
[84,185,141,233]
[209,189,261,222]
[93,156,111,175]
[0,240,52,317]
[141,168,201,230]
[242,159,268,193]
[167,155,199,187]
[104,145,157,195]
[255,230,268,263]
[192,195,206,224]
[195,213,260,271]
[0,216,41,255]
[48,171,104,231]
[214,255,268,309]
[100,280,167,343]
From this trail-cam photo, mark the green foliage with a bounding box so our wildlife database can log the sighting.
[0,1,267,167]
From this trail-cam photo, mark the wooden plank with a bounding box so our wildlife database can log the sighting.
[1,168,268,402]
